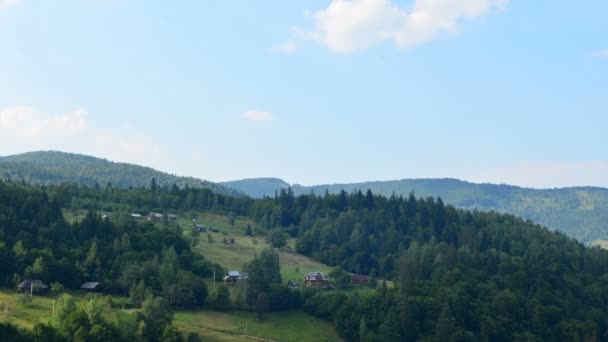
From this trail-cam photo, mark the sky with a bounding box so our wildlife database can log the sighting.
[0,0,607,188]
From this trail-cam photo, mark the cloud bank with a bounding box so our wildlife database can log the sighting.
[0,0,21,11]
[243,110,273,122]
[290,0,507,53]
[0,106,170,170]
[591,49,608,59]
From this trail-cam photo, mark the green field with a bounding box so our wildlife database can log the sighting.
[175,310,340,342]
[0,289,341,341]
[179,212,334,284]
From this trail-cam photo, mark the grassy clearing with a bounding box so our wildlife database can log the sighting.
[174,309,341,342]
[177,212,333,284]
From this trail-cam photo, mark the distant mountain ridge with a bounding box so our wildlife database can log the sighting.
[221,177,608,243]
[0,151,240,196]
[220,178,289,198]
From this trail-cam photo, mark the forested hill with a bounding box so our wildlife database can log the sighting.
[220,178,289,198]
[223,177,608,243]
[0,151,240,196]
[7,181,608,340]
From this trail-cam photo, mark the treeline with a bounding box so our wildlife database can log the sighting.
[8,181,608,340]
[0,295,202,342]
[0,151,238,196]
[0,180,219,309]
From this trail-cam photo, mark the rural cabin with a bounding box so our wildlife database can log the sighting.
[224,238,235,245]
[351,274,370,286]
[167,214,178,221]
[131,213,144,220]
[148,213,164,222]
[80,282,103,293]
[304,272,330,288]
[17,279,48,293]
[210,227,220,233]
[223,271,248,286]
[195,223,206,232]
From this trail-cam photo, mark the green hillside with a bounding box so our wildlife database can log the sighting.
[225,178,608,243]
[0,151,240,196]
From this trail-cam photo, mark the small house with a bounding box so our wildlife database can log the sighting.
[223,271,242,286]
[17,280,48,293]
[210,227,220,233]
[224,238,235,245]
[304,272,330,288]
[167,214,178,221]
[80,282,103,293]
[148,213,164,222]
[351,274,370,286]
[195,223,206,232]
[131,213,144,220]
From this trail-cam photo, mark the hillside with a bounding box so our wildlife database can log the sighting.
[220,178,289,198]
[225,177,608,243]
[0,151,240,196]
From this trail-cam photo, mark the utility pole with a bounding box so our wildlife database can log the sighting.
[30,282,33,298]
[52,299,55,318]
[213,268,216,286]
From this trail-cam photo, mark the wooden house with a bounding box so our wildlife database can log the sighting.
[80,282,103,293]
[223,271,248,286]
[148,213,164,222]
[131,213,144,220]
[17,280,48,293]
[210,227,220,233]
[195,223,206,232]
[304,272,330,288]
[224,238,235,245]
[350,274,370,286]
[167,214,178,221]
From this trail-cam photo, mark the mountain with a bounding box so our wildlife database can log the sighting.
[0,151,240,196]
[220,177,289,198]
[224,177,608,243]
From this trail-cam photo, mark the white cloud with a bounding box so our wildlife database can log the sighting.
[0,0,21,11]
[467,161,608,189]
[0,106,171,170]
[243,110,273,122]
[272,39,298,54]
[296,0,507,53]
[591,49,608,59]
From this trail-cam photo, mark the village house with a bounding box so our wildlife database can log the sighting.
[210,227,220,233]
[195,223,206,232]
[350,274,370,286]
[167,214,178,221]
[304,272,330,288]
[17,280,48,293]
[223,271,248,286]
[80,282,103,293]
[224,238,235,245]
[131,213,144,220]
[148,213,164,222]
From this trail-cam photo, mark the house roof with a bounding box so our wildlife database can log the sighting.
[228,271,241,277]
[131,213,142,218]
[305,272,328,280]
[167,214,177,218]
[150,213,163,218]
[195,224,206,229]
[17,280,48,289]
[80,282,101,289]
[351,275,369,281]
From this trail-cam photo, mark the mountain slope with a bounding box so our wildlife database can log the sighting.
[220,177,289,198]
[0,151,240,196]
[226,177,608,243]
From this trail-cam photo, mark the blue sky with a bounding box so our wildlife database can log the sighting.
[0,0,607,188]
